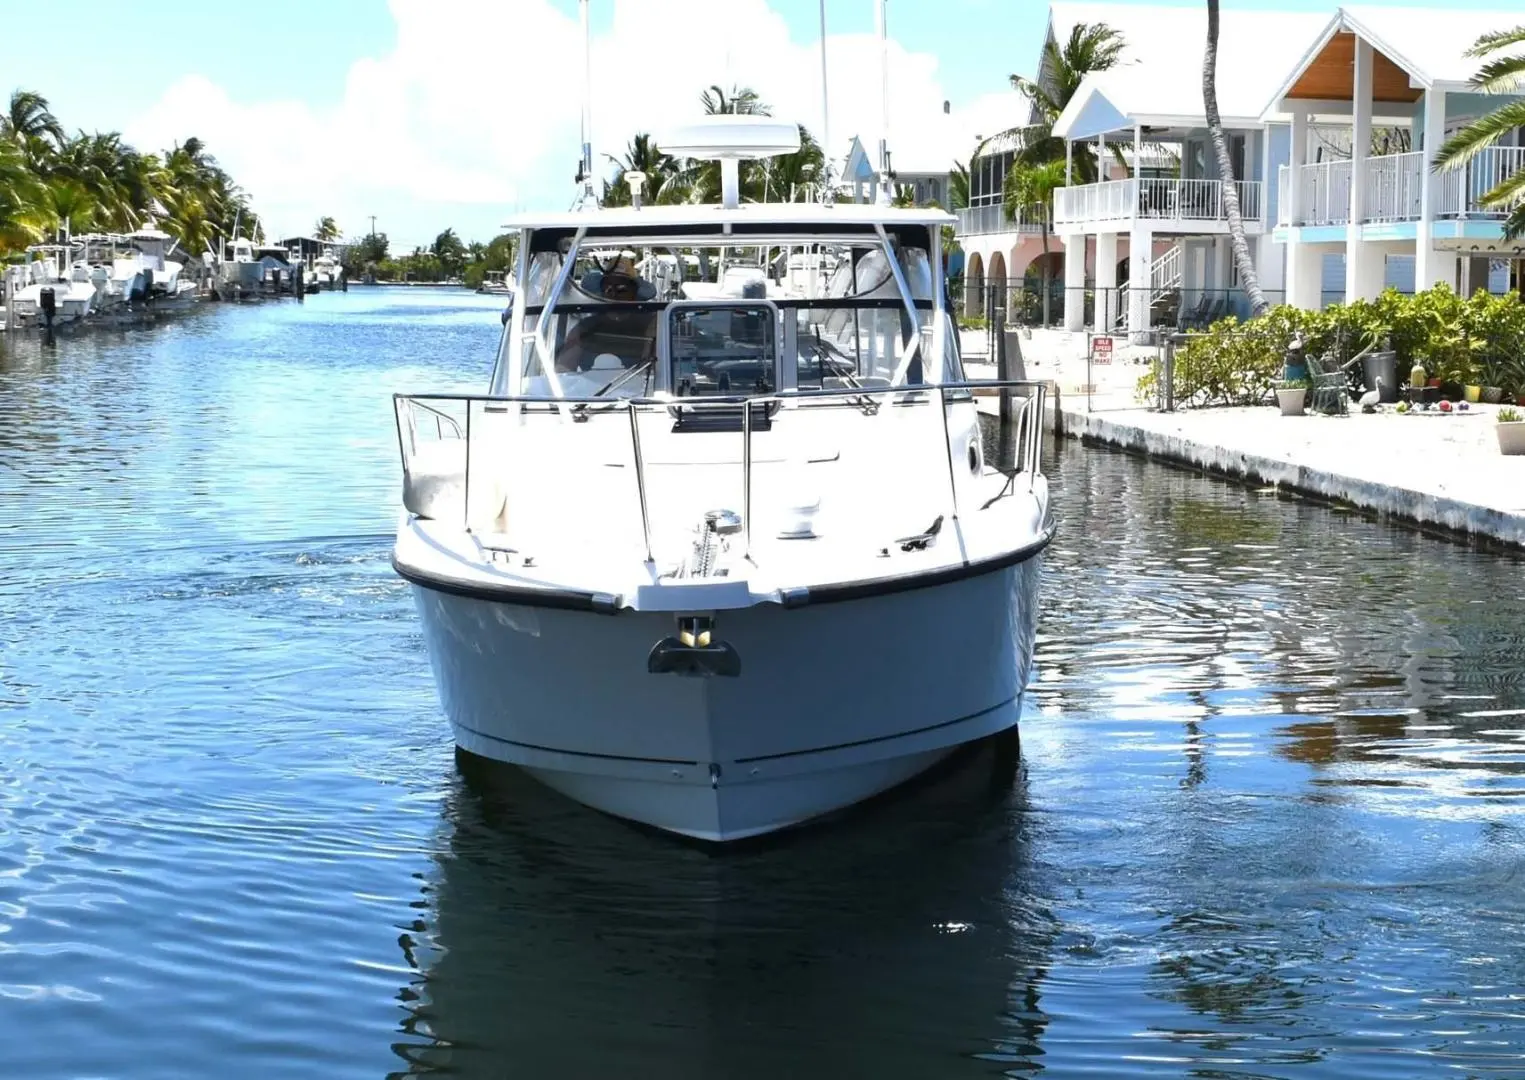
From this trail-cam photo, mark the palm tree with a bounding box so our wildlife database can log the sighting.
[1204,0,1267,315]
[314,216,340,241]
[1007,23,1125,182]
[762,126,825,202]
[0,137,48,250]
[601,133,679,206]
[701,85,769,117]
[949,161,971,211]
[38,177,99,235]
[2,90,65,168]
[1004,160,1067,327]
[432,227,467,279]
[1436,26,1525,239]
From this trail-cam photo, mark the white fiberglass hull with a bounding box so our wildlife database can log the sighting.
[407,554,1042,841]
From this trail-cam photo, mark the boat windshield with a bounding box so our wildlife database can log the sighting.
[506,239,961,398]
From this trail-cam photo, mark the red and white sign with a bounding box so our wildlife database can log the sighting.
[1091,335,1113,364]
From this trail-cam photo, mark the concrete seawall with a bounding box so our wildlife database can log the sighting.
[976,390,1525,550]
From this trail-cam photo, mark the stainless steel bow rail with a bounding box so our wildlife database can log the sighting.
[393,380,1047,564]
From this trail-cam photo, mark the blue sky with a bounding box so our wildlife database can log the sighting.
[2,0,1520,246]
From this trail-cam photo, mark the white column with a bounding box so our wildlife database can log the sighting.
[1257,235,1286,300]
[1416,86,1455,290]
[1094,231,1118,332]
[1133,124,1142,178]
[1286,242,1323,310]
[1257,128,1270,225]
[1097,134,1106,180]
[1288,106,1308,225]
[1284,107,1310,309]
[1345,37,1384,302]
[1065,139,1073,185]
[1349,39,1372,224]
[1063,233,1086,331]
[1128,226,1152,340]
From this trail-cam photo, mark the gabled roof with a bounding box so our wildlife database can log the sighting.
[837,136,875,184]
[1051,6,1328,140]
[1263,6,1521,119]
[1340,5,1504,86]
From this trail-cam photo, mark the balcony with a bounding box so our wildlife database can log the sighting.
[1277,146,1525,227]
[1053,178,1263,232]
[955,203,1045,238]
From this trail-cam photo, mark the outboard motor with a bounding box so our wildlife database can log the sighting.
[142,268,154,303]
[39,285,56,342]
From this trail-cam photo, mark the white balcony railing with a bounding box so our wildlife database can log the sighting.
[1440,145,1525,219]
[955,203,1044,237]
[1283,146,1525,226]
[1365,151,1423,222]
[1054,179,1135,224]
[1053,178,1263,228]
[1297,159,1354,226]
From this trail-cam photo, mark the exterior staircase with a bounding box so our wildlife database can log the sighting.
[1145,244,1183,330]
[1109,244,1183,334]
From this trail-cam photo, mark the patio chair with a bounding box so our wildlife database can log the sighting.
[1306,347,1360,415]
[1177,293,1210,331]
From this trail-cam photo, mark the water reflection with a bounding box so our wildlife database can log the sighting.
[393,739,1060,1078]
[7,291,1525,1076]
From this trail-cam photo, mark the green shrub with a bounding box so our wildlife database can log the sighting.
[1139,287,1525,408]
[1136,315,1288,407]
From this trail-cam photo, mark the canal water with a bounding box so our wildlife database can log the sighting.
[4,288,1525,1078]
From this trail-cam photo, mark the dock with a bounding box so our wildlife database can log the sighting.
[964,329,1525,550]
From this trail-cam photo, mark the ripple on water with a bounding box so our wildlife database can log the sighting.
[2,291,1525,1076]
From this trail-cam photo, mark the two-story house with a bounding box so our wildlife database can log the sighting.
[957,3,1525,341]
[1268,7,1525,310]
[1041,5,1327,339]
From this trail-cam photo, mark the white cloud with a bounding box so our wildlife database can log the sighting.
[123,0,1025,248]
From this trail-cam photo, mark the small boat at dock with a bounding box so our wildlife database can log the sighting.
[310,246,344,290]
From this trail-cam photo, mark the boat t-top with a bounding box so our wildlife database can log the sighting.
[390,114,1053,841]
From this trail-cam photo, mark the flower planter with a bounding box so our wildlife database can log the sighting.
[1498,421,1525,456]
[1464,384,1483,404]
[1482,386,1505,404]
[1276,388,1307,416]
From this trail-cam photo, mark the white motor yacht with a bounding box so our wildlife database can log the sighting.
[9,248,99,326]
[220,236,262,296]
[310,246,344,290]
[390,116,1053,842]
[478,269,515,297]
[125,228,197,304]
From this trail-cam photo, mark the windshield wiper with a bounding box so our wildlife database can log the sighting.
[571,359,653,421]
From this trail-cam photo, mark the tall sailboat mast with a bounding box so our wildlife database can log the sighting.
[875,0,892,206]
[577,0,597,209]
[818,0,833,203]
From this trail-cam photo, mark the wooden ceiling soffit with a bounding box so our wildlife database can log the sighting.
[1286,31,1423,104]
